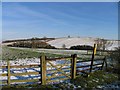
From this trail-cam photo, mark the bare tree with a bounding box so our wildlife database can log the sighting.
[68,35,70,38]
[95,38,103,50]
[95,38,113,51]
[62,44,66,49]
[104,40,114,50]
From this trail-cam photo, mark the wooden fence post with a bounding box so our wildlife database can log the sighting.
[7,60,10,85]
[71,54,77,80]
[103,56,107,70]
[101,57,106,70]
[90,44,97,73]
[40,54,46,85]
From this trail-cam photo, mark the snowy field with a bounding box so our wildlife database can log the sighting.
[1,44,105,86]
[48,37,95,48]
[48,37,119,50]
[0,58,102,85]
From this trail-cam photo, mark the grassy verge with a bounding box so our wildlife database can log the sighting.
[72,70,118,88]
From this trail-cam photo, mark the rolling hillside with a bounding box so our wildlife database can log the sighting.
[48,37,119,50]
[48,37,95,48]
[2,37,119,50]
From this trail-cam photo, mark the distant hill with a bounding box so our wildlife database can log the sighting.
[2,37,119,50]
[48,37,95,48]
[2,37,55,43]
[47,37,119,50]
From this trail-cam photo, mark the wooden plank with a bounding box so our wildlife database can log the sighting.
[46,57,72,61]
[47,68,70,76]
[77,60,91,63]
[93,63,102,67]
[7,60,10,85]
[11,64,40,68]
[90,44,96,72]
[2,66,7,69]
[58,60,70,70]
[92,66,102,70]
[2,64,40,69]
[47,61,71,79]
[46,61,69,81]
[94,44,97,55]
[77,66,102,74]
[77,65,91,68]
[2,73,7,76]
[40,54,46,85]
[71,54,77,79]
[47,64,71,68]
[2,72,40,76]
[77,59,104,63]
[47,69,59,74]
[2,80,7,84]
[76,63,103,68]
[104,57,107,70]
[48,63,62,79]
[101,57,106,70]
[11,72,40,76]
[47,71,59,81]
[94,58,105,61]
[47,68,71,72]
[11,78,40,83]
[47,60,70,70]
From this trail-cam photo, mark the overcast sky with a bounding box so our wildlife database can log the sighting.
[2,2,118,40]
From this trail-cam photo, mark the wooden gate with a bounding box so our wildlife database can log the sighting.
[40,54,77,85]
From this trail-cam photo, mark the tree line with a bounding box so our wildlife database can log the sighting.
[7,41,56,49]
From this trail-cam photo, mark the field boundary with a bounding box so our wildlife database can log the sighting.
[1,44,106,85]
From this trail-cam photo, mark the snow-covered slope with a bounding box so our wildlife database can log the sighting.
[48,37,119,50]
[48,37,95,48]
[105,40,119,50]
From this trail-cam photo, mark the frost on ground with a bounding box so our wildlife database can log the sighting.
[0,58,102,85]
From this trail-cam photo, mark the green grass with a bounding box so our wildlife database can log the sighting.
[2,46,39,60]
[1,46,106,61]
[1,84,58,90]
[72,70,118,88]
[1,46,68,60]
